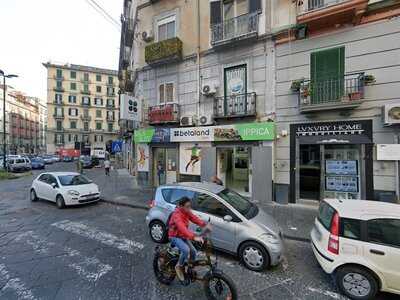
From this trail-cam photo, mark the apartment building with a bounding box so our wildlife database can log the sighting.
[119,0,276,204]
[43,62,120,155]
[0,86,46,154]
[272,0,400,203]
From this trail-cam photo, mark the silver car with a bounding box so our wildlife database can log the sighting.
[145,182,284,271]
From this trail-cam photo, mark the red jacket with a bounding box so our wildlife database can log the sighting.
[168,207,206,240]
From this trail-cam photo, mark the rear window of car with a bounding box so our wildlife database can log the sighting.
[16,159,25,163]
[318,201,336,230]
[340,218,362,240]
[161,188,196,204]
[367,218,400,248]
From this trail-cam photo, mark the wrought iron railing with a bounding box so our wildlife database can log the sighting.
[298,0,348,14]
[298,72,365,108]
[211,12,259,45]
[214,92,256,118]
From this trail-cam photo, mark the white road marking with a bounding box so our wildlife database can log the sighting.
[52,220,144,254]
[0,264,37,300]
[308,287,347,299]
[15,231,112,282]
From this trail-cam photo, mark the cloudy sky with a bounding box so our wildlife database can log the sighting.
[0,0,123,100]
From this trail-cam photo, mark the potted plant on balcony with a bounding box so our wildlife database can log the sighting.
[348,91,362,101]
[300,83,312,105]
[362,74,376,85]
[290,78,304,92]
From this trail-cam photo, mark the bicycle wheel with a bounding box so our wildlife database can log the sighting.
[153,251,176,285]
[203,272,238,300]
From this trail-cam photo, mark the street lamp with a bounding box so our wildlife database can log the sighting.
[0,69,18,170]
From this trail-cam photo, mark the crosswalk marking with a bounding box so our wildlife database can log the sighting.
[52,220,144,254]
[0,264,37,300]
[15,231,112,282]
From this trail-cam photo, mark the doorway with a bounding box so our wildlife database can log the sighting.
[153,148,177,186]
[299,145,321,200]
[217,146,251,196]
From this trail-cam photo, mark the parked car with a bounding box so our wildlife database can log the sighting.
[30,172,100,208]
[145,182,284,271]
[31,157,45,170]
[7,157,31,172]
[51,155,61,163]
[63,156,73,162]
[42,155,54,165]
[80,156,93,169]
[311,198,400,300]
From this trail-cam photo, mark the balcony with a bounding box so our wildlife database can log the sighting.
[53,87,65,93]
[214,93,257,119]
[297,0,368,30]
[211,12,259,47]
[145,37,183,66]
[297,73,365,113]
[53,114,64,119]
[80,115,92,121]
[81,90,91,95]
[81,78,91,83]
[106,116,115,122]
[148,103,180,125]
[53,75,64,80]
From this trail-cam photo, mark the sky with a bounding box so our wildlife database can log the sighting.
[0,0,123,100]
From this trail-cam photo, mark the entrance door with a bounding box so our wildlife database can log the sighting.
[299,145,321,200]
[153,148,177,186]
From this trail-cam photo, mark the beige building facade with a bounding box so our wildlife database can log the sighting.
[43,62,120,155]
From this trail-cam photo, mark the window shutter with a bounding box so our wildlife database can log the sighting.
[210,0,222,25]
[249,0,261,13]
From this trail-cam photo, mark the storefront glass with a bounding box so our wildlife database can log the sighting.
[153,148,177,186]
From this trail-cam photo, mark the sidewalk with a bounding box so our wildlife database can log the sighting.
[97,169,317,241]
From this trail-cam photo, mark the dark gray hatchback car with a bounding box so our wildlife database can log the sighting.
[145,182,284,271]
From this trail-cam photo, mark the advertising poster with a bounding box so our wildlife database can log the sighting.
[179,143,210,176]
[325,176,358,193]
[325,160,358,175]
[136,144,149,172]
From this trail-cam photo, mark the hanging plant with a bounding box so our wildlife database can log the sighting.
[362,74,376,85]
[290,78,305,92]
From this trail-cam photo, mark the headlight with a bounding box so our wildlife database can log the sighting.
[68,190,80,196]
[260,233,279,244]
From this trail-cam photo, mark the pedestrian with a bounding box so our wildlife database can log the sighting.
[210,175,223,186]
[104,158,111,176]
[157,161,164,185]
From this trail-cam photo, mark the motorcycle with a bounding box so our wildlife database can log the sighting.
[153,228,238,300]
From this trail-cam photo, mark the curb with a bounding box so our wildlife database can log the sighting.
[101,198,149,210]
[282,235,310,243]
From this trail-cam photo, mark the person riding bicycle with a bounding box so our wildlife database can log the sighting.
[168,197,210,282]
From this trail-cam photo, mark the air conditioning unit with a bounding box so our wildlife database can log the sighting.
[201,82,218,96]
[180,116,195,127]
[383,103,400,126]
[198,115,213,126]
[141,31,154,42]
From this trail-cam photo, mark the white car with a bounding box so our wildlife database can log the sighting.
[311,198,400,300]
[30,172,100,208]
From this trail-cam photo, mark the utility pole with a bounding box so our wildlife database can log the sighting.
[0,70,18,170]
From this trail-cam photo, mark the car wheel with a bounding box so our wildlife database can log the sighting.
[30,189,38,202]
[336,266,378,300]
[56,195,66,209]
[149,220,167,243]
[239,241,270,272]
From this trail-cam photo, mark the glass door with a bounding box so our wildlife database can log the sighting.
[165,148,177,184]
[153,148,177,186]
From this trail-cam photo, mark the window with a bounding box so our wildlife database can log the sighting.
[83,84,89,92]
[70,121,77,129]
[218,189,252,217]
[68,95,77,103]
[56,121,62,131]
[96,110,102,118]
[94,98,103,106]
[47,175,58,187]
[55,94,62,103]
[318,201,336,230]
[70,82,76,90]
[70,71,76,79]
[83,135,89,143]
[157,16,176,41]
[107,111,114,121]
[159,83,174,103]
[107,99,114,107]
[73,134,79,142]
[108,76,113,85]
[68,134,72,142]
[96,74,102,82]
[56,69,62,78]
[58,174,91,186]
[340,218,362,240]
[161,188,196,204]
[194,193,231,218]
[83,108,89,117]
[68,108,78,117]
[367,219,400,248]
[96,122,102,130]
[55,134,64,144]
[108,123,113,132]
[55,107,63,117]
[94,135,103,143]
[56,81,63,89]
[107,87,115,96]
[83,122,89,132]
[82,97,90,105]
[83,73,89,81]
[38,174,49,183]
[96,86,102,93]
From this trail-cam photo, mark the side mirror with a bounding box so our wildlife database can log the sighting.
[51,183,57,189]
[223,215,233,222]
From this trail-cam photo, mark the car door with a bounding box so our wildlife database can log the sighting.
[364,218,400,292]
[191,192,238,251]
[46,175,60,202]
[159,188,197,222]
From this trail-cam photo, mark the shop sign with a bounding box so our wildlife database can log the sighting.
[171,122,275,142]
[134,128,170,143]
[294,120,371,137]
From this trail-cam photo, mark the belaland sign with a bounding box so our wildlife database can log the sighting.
[134,121,275,143]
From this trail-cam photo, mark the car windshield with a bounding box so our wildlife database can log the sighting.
[218,189,253,217]
[58,175,92,186]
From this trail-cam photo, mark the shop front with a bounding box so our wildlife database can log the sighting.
[290,120,374,203]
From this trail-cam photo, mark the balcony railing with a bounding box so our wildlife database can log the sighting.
[214,92,256,119]
[211,12,259,46]
[298,72,365,113]
[81,90,91,95]
[145,37,183,66]
[53,87,65,92]
[80,115,92,121]
[148,103,180,124]
[53,114,64,119]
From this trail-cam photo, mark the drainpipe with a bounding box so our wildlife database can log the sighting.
[196,0,201,119]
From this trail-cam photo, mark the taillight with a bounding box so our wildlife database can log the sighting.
[328,212,340,255]
[149,200,155,208]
